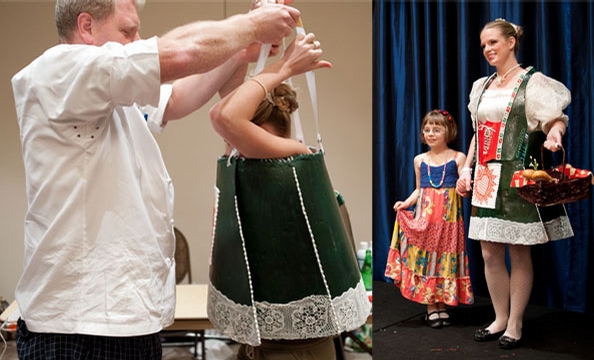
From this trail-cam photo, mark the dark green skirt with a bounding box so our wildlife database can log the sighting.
[469,133,574,244]
[207,151,371,346]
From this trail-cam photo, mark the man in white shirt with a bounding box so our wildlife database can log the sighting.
[11,0,299,359]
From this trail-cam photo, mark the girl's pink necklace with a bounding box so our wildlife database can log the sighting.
[427,152,447,188]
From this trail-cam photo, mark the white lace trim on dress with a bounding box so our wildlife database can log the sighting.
[207,280,371,346]
[468,215,573,244]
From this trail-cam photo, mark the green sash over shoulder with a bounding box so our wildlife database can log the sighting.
[208,150,371,346]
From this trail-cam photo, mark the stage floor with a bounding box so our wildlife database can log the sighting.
[373,280,593,360]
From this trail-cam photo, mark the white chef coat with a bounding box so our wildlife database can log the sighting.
[11,36,177,336]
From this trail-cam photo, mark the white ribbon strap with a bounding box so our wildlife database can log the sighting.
[252,15,322,151]
[253,43,272,75]
[252,0,272,75]
[295,24,322,151]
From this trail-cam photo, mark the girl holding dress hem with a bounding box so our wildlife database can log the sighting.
[385,109,474,329]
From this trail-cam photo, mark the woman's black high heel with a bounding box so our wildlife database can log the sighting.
[474,328,505,342]
[499,335,522,349]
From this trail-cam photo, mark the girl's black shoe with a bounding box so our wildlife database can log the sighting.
[438,310,451,327]
[425,311,442,329]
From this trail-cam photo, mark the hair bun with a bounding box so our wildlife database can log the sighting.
[272,84,299,114]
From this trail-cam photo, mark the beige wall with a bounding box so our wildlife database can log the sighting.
[0,0,372,302]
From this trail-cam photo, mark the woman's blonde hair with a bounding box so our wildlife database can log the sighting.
[251,83,299,138]
[482,18,523,54]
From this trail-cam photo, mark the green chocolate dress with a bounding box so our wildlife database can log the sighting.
[467,68,574,245]
[207,151,371,346]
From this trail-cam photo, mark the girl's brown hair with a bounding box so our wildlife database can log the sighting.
[420,109,458,144]
[251,83,299,138]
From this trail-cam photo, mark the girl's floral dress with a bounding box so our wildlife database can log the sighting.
[385,155,474,305]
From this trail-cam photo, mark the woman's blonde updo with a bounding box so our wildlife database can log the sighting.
[251,83,299,138]
[483,18,523,54]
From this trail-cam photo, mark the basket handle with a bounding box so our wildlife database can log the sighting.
[540,144,566,181]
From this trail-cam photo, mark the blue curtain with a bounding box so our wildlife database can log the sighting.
[373,0,594,313]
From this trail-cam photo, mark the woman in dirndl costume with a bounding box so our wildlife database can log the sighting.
[209,33,371,359]
[457,19,573,350]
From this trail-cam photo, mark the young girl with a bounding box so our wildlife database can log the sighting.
[385,109,474,329]
[209,34,370,359]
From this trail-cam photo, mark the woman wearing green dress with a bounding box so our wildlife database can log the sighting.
[457,19,573,350]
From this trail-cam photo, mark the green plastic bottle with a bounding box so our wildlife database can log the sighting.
[360,247,372,291]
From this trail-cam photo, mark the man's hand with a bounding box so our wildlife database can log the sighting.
[249,4,301,45]
[251,0,296,10]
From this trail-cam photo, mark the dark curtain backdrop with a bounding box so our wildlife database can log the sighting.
[373,0,594,313]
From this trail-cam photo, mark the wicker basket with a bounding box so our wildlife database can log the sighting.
[516,146,592,207]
